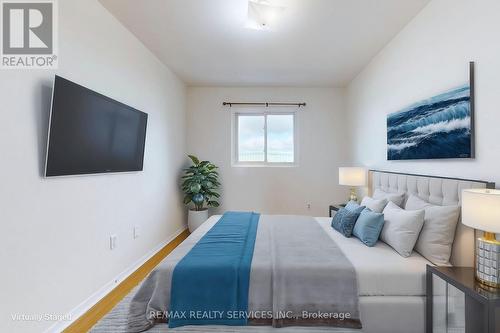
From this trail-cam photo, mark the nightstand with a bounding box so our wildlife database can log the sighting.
[426,265,500,333]
[328,204,346,217]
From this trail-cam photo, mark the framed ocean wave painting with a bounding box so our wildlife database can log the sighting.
[387,62,475,160]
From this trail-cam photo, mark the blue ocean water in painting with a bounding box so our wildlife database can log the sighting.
[387,85,472,160]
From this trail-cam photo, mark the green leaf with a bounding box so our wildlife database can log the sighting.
[190,183,201,193]
[188,155,200,165]
[192,193,204,204]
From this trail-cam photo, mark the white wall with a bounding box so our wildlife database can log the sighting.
[187,87,349,217]
[0,1,186,332]
[346,0,500,186]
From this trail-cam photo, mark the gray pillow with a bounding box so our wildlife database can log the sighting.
[381,201,425,257]
[373,189,405,207]
[405,195,460,266]
[360,196,388,213]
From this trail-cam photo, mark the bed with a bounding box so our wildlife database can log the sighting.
[128,170,493,333]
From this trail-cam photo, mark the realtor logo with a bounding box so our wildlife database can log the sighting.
[1,0,57,68]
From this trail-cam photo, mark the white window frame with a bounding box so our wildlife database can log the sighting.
[231,109,298,167]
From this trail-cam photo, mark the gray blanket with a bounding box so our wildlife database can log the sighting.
[128,215,361,332]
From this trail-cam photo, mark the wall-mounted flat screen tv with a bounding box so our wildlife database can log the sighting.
[45,76,148,177]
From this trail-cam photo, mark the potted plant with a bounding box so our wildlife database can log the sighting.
[181,155,221,232]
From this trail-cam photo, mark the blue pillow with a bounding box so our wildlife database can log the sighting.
[344,200,361,212]
[353,208,385,247]
[331,205,365,237]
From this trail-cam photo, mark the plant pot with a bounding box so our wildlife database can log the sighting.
[188,209,209,232]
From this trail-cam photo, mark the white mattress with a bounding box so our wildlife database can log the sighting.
[315,217,430,296]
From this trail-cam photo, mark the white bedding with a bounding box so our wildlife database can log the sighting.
[316,217,431,296]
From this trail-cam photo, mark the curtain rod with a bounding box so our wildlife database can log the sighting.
[222,102,306,107]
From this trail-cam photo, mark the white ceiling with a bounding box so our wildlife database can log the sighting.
[99,0,430,87]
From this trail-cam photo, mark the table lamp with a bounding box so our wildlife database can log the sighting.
[339,167,366,202]
[462,188,500,288]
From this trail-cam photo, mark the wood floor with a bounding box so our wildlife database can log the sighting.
[63,229,190,333]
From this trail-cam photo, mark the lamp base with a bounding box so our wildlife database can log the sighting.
[349,188,358,203]
[476,233,500,288]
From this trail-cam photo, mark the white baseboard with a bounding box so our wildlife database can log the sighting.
[43,227,186,333]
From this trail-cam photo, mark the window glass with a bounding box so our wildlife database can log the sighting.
[267,114,294,163]
[238,115,265,162]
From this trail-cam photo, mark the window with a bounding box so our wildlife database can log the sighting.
[233,112,296,166]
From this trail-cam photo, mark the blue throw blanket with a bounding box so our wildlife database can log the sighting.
[169,211,260,328]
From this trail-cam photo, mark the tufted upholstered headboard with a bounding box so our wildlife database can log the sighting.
[369,170,495,267]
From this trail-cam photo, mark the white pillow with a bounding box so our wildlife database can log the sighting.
[373,189,405,207]
[405,195,460,266]
[360,196,388,213]
[381,201,425,257]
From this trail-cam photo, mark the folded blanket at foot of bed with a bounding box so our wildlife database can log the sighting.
[127,213,361,332]
[169,211,260,327]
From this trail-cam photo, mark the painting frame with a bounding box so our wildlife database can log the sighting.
[386,62,475,161]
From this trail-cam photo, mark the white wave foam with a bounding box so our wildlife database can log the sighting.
[388,141,418,151]
[411,117,470,134]
[388,103,470,133]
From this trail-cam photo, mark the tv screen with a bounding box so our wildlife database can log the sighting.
[45,76,148,177]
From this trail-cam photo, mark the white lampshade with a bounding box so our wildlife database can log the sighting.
[462,189,500,233]
[339,167,366,187]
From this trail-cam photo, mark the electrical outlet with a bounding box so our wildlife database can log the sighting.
[133,226,140,239]
[110,234,117,250]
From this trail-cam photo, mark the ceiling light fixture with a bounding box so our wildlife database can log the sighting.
[246,0,285,30]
